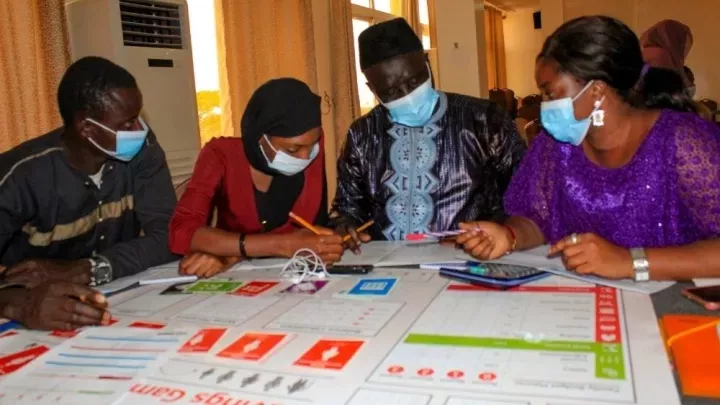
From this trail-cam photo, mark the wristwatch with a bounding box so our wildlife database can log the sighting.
[630,248,650,282]
[88,256,113,287]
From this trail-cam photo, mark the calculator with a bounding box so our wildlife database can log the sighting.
[464,263,544,280]
[439,263,549,290]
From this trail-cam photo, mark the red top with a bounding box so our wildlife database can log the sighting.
[168,137,325,255]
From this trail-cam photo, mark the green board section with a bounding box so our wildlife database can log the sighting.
[404,334,625,380]
[185,281,244,294]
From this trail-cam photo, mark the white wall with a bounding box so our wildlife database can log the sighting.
[434,0,482,97]
[537,0,720,101]
[503,8,543,97]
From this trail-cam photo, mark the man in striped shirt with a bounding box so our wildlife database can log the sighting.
[0,57,177,330]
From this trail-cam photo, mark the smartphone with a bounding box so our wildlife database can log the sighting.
[682,285,720,310]
[327,265,373,275]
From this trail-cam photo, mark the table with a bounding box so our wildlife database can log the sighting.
[651,282,719,405]
[1,268,716,405]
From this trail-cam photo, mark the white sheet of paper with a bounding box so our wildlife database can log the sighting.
[469,246,675,295]
[693,278,720,287]
[335,241,404,266]
[376,243,472,267]
[99,263,184,295]
[0,327,193,405]
[228,258,288,271]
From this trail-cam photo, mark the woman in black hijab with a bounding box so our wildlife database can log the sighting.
[169,78,343,277]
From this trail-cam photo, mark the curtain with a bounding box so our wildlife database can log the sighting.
[403,0,422,39]
[0,0,70,153]
[427,0,438,48]
[328,0,360,156]
[484,7,507,90]
[214,0,318,139]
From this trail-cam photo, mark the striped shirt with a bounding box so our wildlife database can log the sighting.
[0,128,178,279]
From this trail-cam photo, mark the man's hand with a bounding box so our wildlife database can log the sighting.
[1,282,111,331]
[4,259,91,288]
[334,222,371,254]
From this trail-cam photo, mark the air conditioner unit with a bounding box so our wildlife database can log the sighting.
[65,0,200,186]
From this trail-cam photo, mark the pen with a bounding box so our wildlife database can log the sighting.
[342,220,375,242]
[288,212,322,235]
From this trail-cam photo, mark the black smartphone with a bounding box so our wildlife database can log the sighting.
[327,265,373,275]
[682,285,720,310]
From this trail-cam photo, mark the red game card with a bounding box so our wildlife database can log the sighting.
[0,331,18,339]
[231,281,279,297]
[217,333,286,361]
[50,330,79,338]
[294,339,364,370]
[129,321,166,329]
[0,345,49,375]
[179,328,227,353]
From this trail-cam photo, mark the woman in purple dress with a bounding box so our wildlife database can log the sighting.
[457,16,720,281]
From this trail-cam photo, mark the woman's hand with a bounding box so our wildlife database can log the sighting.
[456,222,514,260]
[180,253,240,278]
[282,228,344,264]
[549,233,633,279]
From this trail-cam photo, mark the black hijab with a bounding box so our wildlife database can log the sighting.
[241,78,322,176]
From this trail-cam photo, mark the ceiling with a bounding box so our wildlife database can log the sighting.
[482,0,540,12]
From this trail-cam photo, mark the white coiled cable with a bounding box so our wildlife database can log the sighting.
[279,248,330,284]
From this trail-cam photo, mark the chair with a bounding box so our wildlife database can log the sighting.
[521,94,542,108]
[174,178,190,200]
[489,88,518,119]
[173,178,218,226]
[699,99,718,114]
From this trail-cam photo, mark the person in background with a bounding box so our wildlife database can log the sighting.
[639,19,693,88]
[457,16,720,281]
[169,78,344,278]
[683,66,696,99]
[683,66,713,121]
[0,56,177,329]
[332,18,525,243]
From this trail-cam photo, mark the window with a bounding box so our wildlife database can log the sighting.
[352,18,376,115]
[351,0,432,115]
[187,0,222,145]
[418,0,431,49]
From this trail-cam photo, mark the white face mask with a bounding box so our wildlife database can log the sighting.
[260,134,319,176]
[85,117,149,162]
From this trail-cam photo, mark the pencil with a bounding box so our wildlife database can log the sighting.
[288,212,322,235]
[342,220,375,242]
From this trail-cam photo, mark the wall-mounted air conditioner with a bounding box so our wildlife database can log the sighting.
[65,0,200,185]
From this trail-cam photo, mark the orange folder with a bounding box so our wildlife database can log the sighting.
[659,314,720,399]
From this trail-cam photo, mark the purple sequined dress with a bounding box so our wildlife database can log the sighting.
[504,110,720,248]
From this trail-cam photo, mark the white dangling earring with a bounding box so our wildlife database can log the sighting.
[591,99,605,127]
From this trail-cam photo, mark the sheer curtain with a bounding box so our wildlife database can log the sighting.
[329,0,361,155]
[214,0,318,139]
[403,0,422,38]
[484,7,507,90]
[0,0,70,152]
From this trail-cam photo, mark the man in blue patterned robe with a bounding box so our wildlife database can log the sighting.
[332,18,525,241]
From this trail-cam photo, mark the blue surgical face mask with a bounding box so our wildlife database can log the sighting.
[260,134,319,176]
[540,81,602,146]
[85,117,149,162]
[381,75,440,127]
